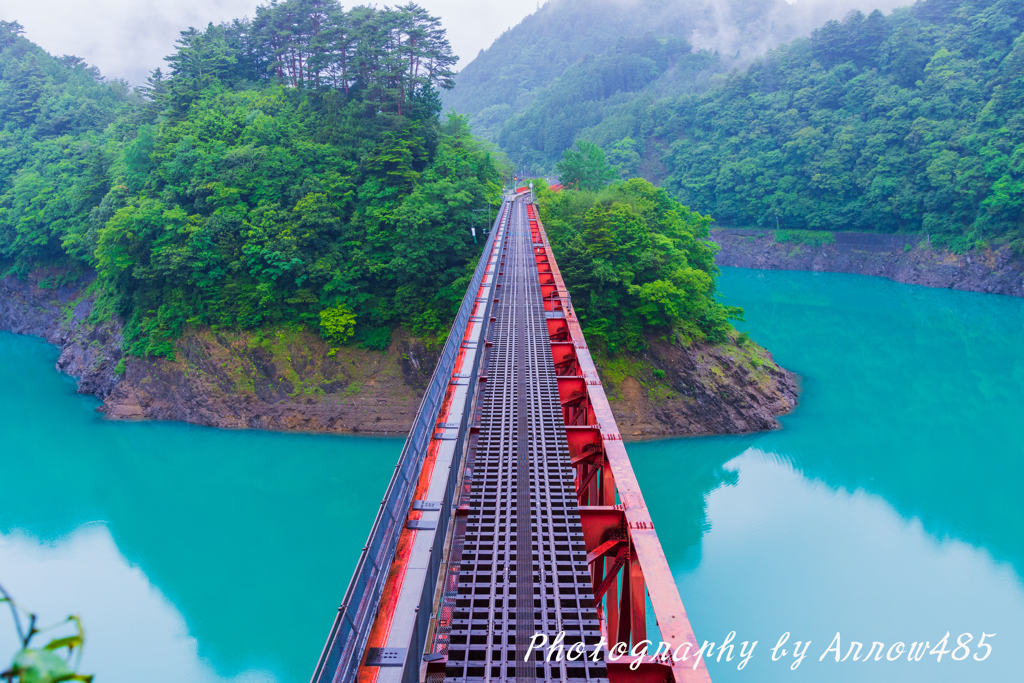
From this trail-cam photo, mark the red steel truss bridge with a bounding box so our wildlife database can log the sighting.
[311,191,711,683]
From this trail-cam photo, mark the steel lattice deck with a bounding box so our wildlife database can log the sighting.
[430,197,606,682]
[313,190,710,683]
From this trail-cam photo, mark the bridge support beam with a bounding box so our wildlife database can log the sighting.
[530,201,712,683]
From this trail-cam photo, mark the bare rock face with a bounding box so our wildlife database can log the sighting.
[599,336,798,440]
[712,229,1024,298]
[0,270,123,400]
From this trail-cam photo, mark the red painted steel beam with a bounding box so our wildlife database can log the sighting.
[587,538,626,565]
[531,203,712,683]
[564,426,603,465]
[556,376,587,404]
[578,506,626,551]
[607,660,679,683]
[547,318,570,342]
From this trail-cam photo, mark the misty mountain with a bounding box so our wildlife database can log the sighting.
[444,0,907,148]
[656,0,1024,248]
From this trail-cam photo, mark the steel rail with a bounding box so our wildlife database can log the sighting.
[311,198,511,683]
[531,203,712,683]
[423,194,605,682]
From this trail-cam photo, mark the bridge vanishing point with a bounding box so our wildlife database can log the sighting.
[311,190,711,683]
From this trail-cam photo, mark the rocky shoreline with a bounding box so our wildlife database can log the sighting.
[598,335,798,440]
[712,228,1024,297]
[1,268,798,439]
[0,270,440,435]
[0,270,123,402]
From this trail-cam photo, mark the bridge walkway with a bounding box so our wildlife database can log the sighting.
[424,196,605,681]
[312,192,710,683]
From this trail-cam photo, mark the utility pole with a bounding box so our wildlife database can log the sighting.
[473,206,491,235]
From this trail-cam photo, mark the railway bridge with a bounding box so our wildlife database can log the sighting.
[311,191,710,683]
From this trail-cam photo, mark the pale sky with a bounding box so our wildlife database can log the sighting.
[2,0,540,85]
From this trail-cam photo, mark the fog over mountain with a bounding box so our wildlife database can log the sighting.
[4,0,261,85]
[4,0,910,95]
[444,0,911,130]
[688,0,909,57]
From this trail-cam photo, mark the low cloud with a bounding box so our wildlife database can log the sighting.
[6,0,914,85]
[699,0,912,58]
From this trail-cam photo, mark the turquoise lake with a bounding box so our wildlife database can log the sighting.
[2,267,1023,682]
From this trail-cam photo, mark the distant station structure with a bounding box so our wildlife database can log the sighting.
[311,189,710,683]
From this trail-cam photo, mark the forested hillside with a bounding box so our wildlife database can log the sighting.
[659,0,1024,250]
[0,3,799,436]
[497,35,723,174]
[0,4,500,357]
[471,0,1024,252]
[446,0,903,146]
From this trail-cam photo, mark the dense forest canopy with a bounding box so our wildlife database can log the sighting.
[472,0,1024,252]
[537,177,740,353]
[0,4,502,357]
[658,0,1024,250]
[496,32,721,173]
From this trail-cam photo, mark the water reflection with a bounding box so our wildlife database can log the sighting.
[643,448,1024,682]
[722,269,1024,578]
[627,269,1024,682]
[0,526,274,683]
[0,331,400,683]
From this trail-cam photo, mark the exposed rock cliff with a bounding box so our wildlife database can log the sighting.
[596,334,798,439]
[0,269,123,400]
[712,229,1024,297]
[2,268,797,438]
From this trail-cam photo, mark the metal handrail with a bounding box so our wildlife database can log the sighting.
[311,199,507,683]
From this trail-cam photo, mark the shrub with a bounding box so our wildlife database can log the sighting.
[538,178,742,353]
[319,304,356,345]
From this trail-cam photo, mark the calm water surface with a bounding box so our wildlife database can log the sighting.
[0,331,399,682]
[630,268,1024,682]
[2,268,1023,682]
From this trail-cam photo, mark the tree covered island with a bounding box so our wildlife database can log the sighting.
[0,2,796,437]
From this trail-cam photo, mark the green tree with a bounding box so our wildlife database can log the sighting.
[0,20,25,48]
[163,24,239,116]
[607,137,641,179]
[556,140,618,192]
[538,177,740,353]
